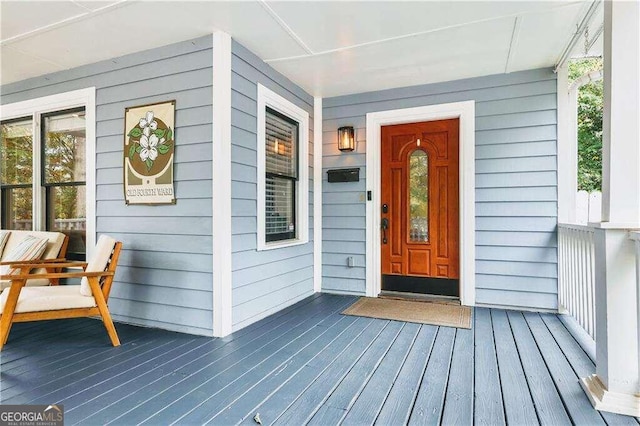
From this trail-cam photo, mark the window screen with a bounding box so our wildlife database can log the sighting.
[265,107,298,242]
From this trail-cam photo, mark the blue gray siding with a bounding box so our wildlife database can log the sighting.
[230,41,315,331]
[1,36,214,335]
[322,68,558,310]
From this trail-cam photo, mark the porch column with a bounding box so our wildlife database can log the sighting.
[580,0,640,417]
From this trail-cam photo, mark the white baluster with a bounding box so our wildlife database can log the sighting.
[557,224,597,341]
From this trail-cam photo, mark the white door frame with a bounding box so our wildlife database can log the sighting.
[365,100,476,306]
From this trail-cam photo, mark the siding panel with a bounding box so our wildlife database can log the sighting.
[322,68,558,308]
[0,35,214,335]
[230,39,315,331]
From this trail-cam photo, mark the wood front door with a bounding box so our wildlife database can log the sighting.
[381,119,460,296]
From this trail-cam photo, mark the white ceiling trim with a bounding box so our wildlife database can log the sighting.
[258,0,314,55]
[0,0,129,45]
[69,0,102,13]
[504,16,523,73]
[4,44,65,68]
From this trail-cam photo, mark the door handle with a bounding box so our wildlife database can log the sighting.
[381,218,389,244]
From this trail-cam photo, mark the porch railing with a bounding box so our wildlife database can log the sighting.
[558,223,596,340]
[10,218,86,231]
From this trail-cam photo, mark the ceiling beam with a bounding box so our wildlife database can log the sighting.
[258,0,314,55]
[0,0,130,46]
[504,16,522,73]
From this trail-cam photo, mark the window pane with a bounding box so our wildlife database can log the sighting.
[2,187,33,230]
[266,176,295,241]
[408,150,428,242]
[266,108,297,178]
[1,119,33,185]
[47,185,86,259]
[44,110,86,184]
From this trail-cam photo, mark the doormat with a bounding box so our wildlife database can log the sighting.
[342,297,472,329]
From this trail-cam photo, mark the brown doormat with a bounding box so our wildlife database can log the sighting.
[342,297,472,329]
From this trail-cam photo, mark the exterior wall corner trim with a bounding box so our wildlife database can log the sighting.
[212,31,233,337]
[313,96,323,292]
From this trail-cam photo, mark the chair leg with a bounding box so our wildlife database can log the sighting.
[99,307,120,347]
[89,277,120,347]
[0,315,12,348]
[0,281,23,350]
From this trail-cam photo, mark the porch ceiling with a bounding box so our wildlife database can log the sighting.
[1,1,603,97]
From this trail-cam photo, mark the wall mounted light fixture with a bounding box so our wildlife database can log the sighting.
[338,126,355,152]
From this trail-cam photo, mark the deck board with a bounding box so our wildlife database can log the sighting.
[235,317,372,425]
[473,308,506,426]
[524,312,606,425]
[339,322,420,426]
[507,311,570,425]
[272,319,388,425]
[2,294,639,425]
[73,294,343,424]
[210,314,360,425]
[374,325,437,425]
[492,309,539,425]
[5,333,182,403]
[441,326,474,425]
[107,295,351,425]
[174,298,360,425]
[306,321,403,425]
[408,326,456,425]
[540,314,640,426]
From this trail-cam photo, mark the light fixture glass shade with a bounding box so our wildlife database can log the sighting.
[338,126,355,152]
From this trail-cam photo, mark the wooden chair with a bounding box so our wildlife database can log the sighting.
[0,236,122,350]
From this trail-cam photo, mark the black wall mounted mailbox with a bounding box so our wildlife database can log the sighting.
[327,168,360,183]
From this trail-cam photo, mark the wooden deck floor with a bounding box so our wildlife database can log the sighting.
[1,293,638,425]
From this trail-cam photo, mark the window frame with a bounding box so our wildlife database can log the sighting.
[0,88,96,260]
[257,84,309,251]
[41,107,88,260]
[0,115,34,230]
[265,106,299,242]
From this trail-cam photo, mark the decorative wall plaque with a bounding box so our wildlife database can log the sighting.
[123,100,175,205]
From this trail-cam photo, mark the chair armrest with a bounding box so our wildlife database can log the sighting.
[0,270,114,281]
[0,258,67,266]
[5,261,88,269]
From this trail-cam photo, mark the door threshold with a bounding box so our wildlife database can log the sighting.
[379,291,461,305]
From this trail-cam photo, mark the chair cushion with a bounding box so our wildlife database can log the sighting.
[1,230,65,262]
[38,232,66,261]
[0,277,50,291]
[80,235,117,296]
[0,235,48,277]
[0,231,10,257]
[0,285,95,314]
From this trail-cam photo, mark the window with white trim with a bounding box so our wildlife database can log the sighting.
[0,89,95,260]
[265,107,298,242]
[257,84,309,250]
